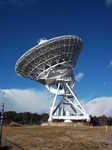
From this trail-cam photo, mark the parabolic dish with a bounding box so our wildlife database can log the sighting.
[15,35,82,85]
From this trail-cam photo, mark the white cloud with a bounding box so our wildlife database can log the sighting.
[0,89,52,114]
[0,88,112,117]
[85,96,112,116]
[105,0,112,7]
[75,72,84,82]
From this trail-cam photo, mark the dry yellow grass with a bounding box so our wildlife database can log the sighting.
[2,125,112,150]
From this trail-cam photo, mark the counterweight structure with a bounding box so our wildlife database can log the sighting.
[15,35,90,122]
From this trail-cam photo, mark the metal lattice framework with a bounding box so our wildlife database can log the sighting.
[15,35,90,122]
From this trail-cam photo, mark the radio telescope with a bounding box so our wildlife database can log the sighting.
[15,35,90,122]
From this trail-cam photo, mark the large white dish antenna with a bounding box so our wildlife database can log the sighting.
[16,35,90,122]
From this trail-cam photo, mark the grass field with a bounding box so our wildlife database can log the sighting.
[2,125,112,150]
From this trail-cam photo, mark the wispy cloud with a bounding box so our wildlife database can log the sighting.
[75,72,84,82]
[107,60,112,69]
[0,0,37,7]
[105,0,112,7]
[104,81,107,87]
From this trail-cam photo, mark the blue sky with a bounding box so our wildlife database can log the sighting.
[0,0,112,101]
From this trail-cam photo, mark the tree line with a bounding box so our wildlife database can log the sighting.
[1,111,112,126]
[90,115,112,126]
[3,111,48,125]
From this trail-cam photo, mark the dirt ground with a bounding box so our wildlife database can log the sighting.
[2,125,112,150]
